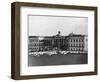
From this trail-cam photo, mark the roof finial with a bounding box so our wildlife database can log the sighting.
[58,31,61,35]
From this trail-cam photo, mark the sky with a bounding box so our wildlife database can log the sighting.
[28,15,88,36]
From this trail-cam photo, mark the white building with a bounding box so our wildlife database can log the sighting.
[84,35,88,52]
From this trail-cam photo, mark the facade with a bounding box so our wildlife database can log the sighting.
[67,33,84,51]
[84,35,88,52]
[28,32,87,54]
[28,36,39,52]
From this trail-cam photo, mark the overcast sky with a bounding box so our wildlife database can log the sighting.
[28,15,88,36]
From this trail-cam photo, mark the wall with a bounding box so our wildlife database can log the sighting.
[0,0,100,82]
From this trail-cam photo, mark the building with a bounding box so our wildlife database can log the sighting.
[52,31,67,51]
[84,35,88,52]
[28,31,88,54]
[67,33,84,51]
[28,36,39,52]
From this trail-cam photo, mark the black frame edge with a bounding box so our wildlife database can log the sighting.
[11,2,16,79]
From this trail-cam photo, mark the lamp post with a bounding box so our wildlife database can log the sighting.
[57,31,61,54]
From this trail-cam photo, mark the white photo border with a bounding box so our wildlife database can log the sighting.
[20,7,95,75]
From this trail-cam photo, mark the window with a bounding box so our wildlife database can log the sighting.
[71,44,72,47]
[76,39,77,42]
[70,39,72,42]
[76,44,78,47]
